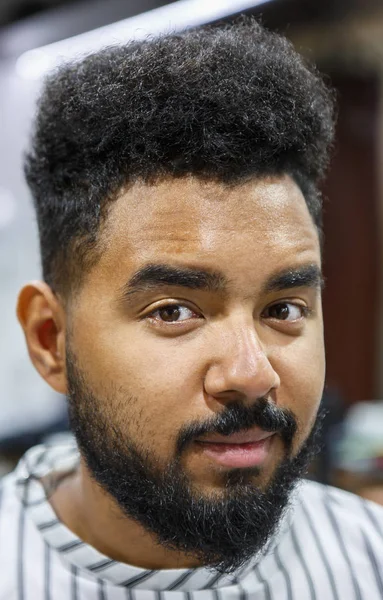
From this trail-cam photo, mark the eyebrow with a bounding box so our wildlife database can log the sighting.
[119,264,227,299]
[118,262,323,303]
[263,264,324,294]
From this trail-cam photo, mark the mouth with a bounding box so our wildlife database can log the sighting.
[195,428,275,469]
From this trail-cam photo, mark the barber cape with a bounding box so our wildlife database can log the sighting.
[0,441,382,600]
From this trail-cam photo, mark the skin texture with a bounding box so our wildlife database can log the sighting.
[17,174,325,569]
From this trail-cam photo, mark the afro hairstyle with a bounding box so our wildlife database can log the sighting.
[24,17,335,295]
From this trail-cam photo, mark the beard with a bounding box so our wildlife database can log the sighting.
[66,344,324,574]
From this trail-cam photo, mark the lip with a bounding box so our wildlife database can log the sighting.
[197,427,274,445]
[196,430,275,469]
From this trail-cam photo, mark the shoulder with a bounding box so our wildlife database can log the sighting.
[295,479,383,558]
[0,471,21,598]
[263,481,383,598]
[0,468,20,516]
[298,479,383,525]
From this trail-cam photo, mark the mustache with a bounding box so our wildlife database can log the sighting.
[176,397,297,455]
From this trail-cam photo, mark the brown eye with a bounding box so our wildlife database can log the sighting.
[158,306,181,322]
[266,303,304,321]
[149,304,199,323]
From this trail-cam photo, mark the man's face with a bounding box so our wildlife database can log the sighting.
[65,174,325,569]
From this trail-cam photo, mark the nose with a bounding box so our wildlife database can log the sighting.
[204,319,280,402]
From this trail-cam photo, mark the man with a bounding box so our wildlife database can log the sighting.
[0,17,382,600]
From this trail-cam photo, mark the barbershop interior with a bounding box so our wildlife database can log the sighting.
[0,0,383,505]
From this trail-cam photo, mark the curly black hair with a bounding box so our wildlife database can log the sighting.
[24,17,335,295]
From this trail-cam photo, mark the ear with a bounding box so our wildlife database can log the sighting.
[17,281,67,395]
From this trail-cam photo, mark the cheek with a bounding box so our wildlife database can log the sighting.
[71,317,205,454]
[272,333,325,444]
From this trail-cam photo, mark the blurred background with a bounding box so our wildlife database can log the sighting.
[1,0,383,503]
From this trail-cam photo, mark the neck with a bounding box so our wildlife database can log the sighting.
[48,459,201,570]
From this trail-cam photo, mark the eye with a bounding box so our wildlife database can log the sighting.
[264,302,307,321]
[148,304,200,323]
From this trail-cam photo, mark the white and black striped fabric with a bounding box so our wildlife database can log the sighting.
[0,440,383,600]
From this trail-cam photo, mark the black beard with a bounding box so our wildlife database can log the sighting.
[66,346,324,574]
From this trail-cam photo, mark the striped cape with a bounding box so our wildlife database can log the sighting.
[0,441,382,600]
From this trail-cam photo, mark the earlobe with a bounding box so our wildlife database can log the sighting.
[17,281,68,395]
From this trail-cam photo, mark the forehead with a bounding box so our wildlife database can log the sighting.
[95,175,320,290]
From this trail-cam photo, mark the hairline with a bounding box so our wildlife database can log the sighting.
[54,172,323,302]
